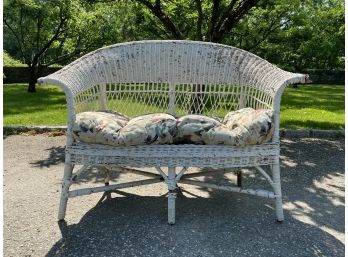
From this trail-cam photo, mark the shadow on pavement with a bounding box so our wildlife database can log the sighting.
[36,137,343,256]
[46,189,344,257]
[31,146,65,167]
[202,138,344,241]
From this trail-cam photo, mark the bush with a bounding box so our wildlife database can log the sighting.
[3,51,26,67]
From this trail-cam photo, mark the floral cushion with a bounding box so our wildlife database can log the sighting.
[73,108,274,146]
[201,124,240,145]
[117,113,177,146]
[72,111,129,145]
[175,115,221,144]
[223,108,274,146]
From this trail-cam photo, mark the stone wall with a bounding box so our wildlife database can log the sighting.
[3,66,61,83]
[302,69,344,84]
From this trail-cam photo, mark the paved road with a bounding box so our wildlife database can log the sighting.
[4,135,345,257]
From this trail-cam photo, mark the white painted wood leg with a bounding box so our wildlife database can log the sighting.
[167,167,177,225]
[104,166,111,199]
[58,163,74,221]
[272,163,284,222]
[104,167,110,186]
[236,169,242,187]
[168,192,176,225]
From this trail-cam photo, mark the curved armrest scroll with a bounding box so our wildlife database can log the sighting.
[272,72,309,113]
[38,73,78,135]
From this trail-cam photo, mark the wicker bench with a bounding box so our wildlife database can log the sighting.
[38,40,307,224]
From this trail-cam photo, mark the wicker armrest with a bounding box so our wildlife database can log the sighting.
[38,65,88,96]
[238,54,308,108]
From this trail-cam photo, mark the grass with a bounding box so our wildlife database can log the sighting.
[280,84,344,129]
[3,83,344,129]
[4,84,67,125]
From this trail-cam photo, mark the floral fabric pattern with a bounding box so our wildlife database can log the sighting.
[73,111,129,145]
[73,108,274,146]
[223,108,274,146]
[201,124,240,145]
[117,113,177,146]
[175,115,221,144]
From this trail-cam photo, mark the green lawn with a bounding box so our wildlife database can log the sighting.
[280,84,344,129]
[3,83,344,129]
[4,84,67,125]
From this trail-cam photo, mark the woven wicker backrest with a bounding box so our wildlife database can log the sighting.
[39,40,306,118]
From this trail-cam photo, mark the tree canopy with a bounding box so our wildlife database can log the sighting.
[4,0,344,91]
[233,0,344,71]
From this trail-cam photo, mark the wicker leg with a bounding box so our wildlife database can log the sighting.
[272,163,284,222]
[104,167,111,199]
[236,170,242,187]
[167,167,177,225]
[168,191,177,224]
[58,163,74,221]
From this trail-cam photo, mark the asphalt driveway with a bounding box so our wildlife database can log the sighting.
[3,135,345,257]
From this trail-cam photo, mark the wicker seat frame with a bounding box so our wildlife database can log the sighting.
[38,40,306,224]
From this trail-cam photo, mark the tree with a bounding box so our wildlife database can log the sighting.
[5,0,343,93]
[125,0,344,71]
[226,0,344,71]
[4,0,148,92]
[4,0,80,92]
[90,0,261,43]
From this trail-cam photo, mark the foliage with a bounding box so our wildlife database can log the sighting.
[4,0,76,66]
[92,0,344,71]
[104,0,260,42]
[66,1,143,52]
[4,0,149,66]
[227,0,345,71]
[3,0,150,91]
[3,51,26,67]
[3,0,344,89]
[4,0,82,91]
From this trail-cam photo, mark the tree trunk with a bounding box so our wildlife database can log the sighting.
[27,64,38,93]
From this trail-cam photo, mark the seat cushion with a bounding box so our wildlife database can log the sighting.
[175,114,221,144]
[72,111,129,145]
[72,108,274,146]
[223,108,274,146]
[175,109,273,146]
[201,124,241,145]
[117,113,177,146]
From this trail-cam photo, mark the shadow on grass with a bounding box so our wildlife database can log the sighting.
[3,84,66,116]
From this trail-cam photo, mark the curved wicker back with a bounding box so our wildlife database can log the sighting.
[38,40,307,138]
[48,42,257,87]
[41,41,292,92]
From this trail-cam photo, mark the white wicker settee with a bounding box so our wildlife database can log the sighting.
[38,40,307,224]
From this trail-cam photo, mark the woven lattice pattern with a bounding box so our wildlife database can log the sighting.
[37,41,308,223]
[74,82,273,118]
[42,41,297,94]
[39,41,306,118]
[66,143,279,168]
